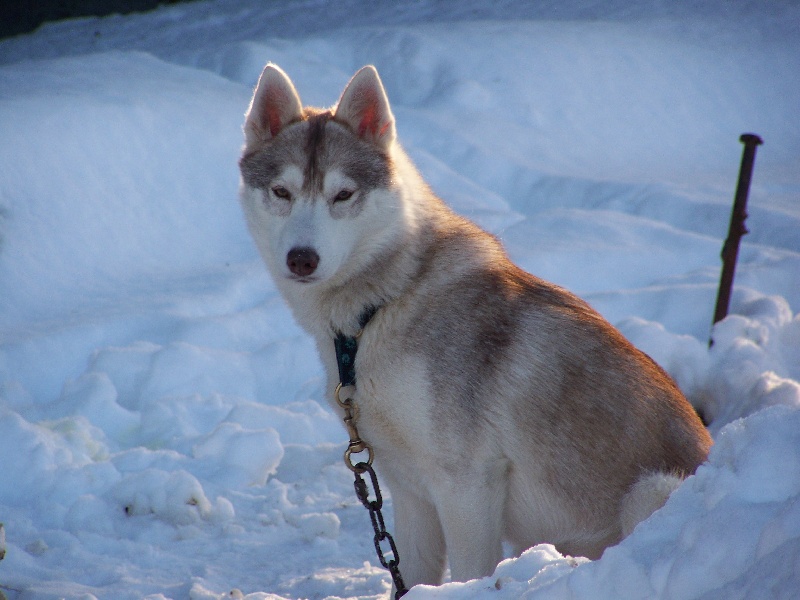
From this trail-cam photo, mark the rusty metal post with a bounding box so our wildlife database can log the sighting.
[710,133,763,345]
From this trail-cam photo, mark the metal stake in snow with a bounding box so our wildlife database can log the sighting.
[710,133,763,346]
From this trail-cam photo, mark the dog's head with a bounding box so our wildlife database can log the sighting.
[238,65,406,288]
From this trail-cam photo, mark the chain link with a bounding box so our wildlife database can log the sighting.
[354,462,407,598]
[335,383,408,598]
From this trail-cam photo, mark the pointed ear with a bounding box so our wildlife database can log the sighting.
[334,66,396,150]
[243,63,303,148]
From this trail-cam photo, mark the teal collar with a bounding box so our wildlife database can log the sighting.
[334,305,380,387]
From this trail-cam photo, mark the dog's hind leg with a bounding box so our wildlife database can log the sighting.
[620,471,684,537]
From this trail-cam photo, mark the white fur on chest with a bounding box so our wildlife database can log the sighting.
[326,324,437,489]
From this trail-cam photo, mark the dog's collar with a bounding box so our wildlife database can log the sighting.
[334,305,380,387]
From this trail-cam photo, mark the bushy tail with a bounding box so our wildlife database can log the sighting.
[620,472,684,537]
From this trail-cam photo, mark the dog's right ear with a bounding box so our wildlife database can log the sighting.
[243,64,303,148]
[334,66,396,150]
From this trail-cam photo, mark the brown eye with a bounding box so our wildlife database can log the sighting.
[334,189,354,202]
[272,186,291,200]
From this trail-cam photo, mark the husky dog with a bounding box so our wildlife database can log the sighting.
[238,64,712,589]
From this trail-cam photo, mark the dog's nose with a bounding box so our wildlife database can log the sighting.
[286,247,320,277]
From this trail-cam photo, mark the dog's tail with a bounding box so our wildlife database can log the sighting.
[620,472,685,538]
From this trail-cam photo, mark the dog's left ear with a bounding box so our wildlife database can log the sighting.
[243,63,303,149]
[334,66,396,150]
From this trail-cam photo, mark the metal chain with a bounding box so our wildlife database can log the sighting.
[335,383,374,471]
[354,462,407,598]
[335,383,408,599]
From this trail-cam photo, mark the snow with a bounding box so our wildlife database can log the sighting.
[1,1,799,598]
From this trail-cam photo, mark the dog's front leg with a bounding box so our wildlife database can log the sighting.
[390,484,447,589]
[435,463,507,583]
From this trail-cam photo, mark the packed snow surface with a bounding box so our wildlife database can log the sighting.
[1,1,799,598]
